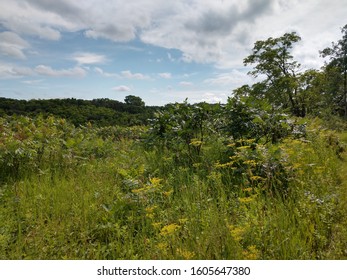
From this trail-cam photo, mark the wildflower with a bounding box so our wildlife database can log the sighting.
[228,225,246,242]
[244,160,257,166]
[145,206,157,213]
[160,223,180,236]
[242,245,260,260]
[238,196,255,203]
[118,168,128,177]
[177,248,195,259]
[163,189,173,197]
[157,242,168,251]
[237,145,251,150]
[152,222,162,229]
[215,161,233,168]
[178,218,188,224]
[149,177,162,186]
[249,175,264,181]
[145,206,157,219]
[244,139,256,144]
[190,139,203,147]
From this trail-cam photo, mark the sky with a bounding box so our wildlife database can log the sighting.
[0,0,346,106]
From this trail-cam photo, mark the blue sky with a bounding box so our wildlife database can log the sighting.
[1,0,347,105]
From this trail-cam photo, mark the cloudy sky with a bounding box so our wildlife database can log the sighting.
[0,0,346,105]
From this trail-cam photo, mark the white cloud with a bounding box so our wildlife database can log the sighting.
[0,31,30,59]
[83,1,153,42]
[94,67,120,78]
[159,72,172,79]
[158,88,228,105]
[0,63,35,79]
[204,70,254,87]
[179,81,193,87]
[73,52,106,65]
[112,85,131,92]
[35,65,86,77]
[121,70,149,80]
[198,92,225,103]
[0,1,78,40]
[21,79,44,85]
[94,68,150,80]
[140,0,275,65]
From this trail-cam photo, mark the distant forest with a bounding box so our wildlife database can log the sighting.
[0,95,160,127]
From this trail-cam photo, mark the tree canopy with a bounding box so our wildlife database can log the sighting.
[320,24,347,117]
[243,32,306,116]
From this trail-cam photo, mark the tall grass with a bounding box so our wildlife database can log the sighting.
[0,116,346,259]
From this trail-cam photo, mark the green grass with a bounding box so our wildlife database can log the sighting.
[0,116,346,259]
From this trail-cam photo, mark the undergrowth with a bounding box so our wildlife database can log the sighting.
[0,115,346,259]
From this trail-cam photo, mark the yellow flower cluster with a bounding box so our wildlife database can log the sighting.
[238,196,255,203]
[145,205,157,219]
[190,139,203,147]
[228,225,247,242]
[177,248,195,259]
[160,223,181,236]
[163,189,173,197]
[132,177,163,194]
[149,177,162,186]
[242,245,260,260]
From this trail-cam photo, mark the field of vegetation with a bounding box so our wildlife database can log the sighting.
[0,108,346,259]
[1,27,347,260]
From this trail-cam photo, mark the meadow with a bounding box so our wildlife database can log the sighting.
[0,111,346,260]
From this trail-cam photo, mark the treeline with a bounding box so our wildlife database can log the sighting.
[0,95,159,127]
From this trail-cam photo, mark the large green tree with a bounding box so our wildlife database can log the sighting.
[320,24,347,117]
[243,32,307,116]
[124,95,145,107]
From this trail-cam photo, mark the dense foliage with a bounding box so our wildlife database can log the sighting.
[0,112,346,260]
[0,96,158,127]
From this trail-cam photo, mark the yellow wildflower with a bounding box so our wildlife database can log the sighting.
[242,245,260,260]
[178,218,188,224]
[157,242,168,251]
[160,223,180,236]
[237,145,251,150]
[244,160,257,166]
[163,189,173,197]
[190,139,203,147]
[238,196,255,203]
[152,222,162,229]
[228,225,246,242]
[145,206,157,219]
[250,175,264,181]
[177,248,195,260]
[145,206,158,213]
[149,177,162,186]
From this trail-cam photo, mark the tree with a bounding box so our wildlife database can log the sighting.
[243,32,306,116]
[124,95,145,107]
[320,24,347,118]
